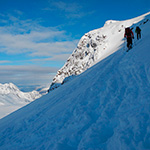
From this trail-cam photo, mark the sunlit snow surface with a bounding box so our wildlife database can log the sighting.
[0,12,150,150]
[49,12,150,91]
[0,83,41,118]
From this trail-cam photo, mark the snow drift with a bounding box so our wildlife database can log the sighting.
[0,12,150,150]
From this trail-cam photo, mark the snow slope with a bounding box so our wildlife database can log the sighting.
[0,12,150,150]
[49,12,150,91]
[0,83,41,118]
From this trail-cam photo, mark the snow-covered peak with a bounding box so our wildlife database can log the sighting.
[0,83,20,95]
[0,83,42,118]
[104,20,118,26]
[49,12,150,91]
[0,83,41,101]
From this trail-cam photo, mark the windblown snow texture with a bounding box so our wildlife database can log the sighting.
[0,12,150,150]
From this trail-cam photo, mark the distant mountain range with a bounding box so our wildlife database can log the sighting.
[0,83,41,118]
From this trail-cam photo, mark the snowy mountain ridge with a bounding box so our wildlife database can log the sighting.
[0,83,42,118]
[0,83,41,102]
[0,83,19,95]
[49,12,150,91]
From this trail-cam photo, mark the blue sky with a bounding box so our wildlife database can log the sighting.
[0,0,150,91]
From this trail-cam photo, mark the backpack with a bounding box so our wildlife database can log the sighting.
[135,26,141,33]
[125,27,132,37]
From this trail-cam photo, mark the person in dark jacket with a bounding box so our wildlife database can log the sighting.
[135,26,141,40]
[124,27,134,49]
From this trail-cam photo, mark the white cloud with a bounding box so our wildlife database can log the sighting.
[0,25,76,55]
[30,53,70,62]
[0,35,77,56]
[46,1,94,19]
[52,1,82,13]
[0,65,58,91]
[0,60,12,64]
[0,12,79,90]
[0,13,78,59]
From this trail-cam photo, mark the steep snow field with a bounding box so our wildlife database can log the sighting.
[0,12,150,150]
[0,83,41,118]
[49,12,150,91]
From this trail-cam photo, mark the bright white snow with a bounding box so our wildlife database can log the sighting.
[0,83,41,118]
[0,12,150,150]
[49,12,150,91]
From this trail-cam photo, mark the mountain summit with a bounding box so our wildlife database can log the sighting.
[0,12,150,150]
[49,12,150,91]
